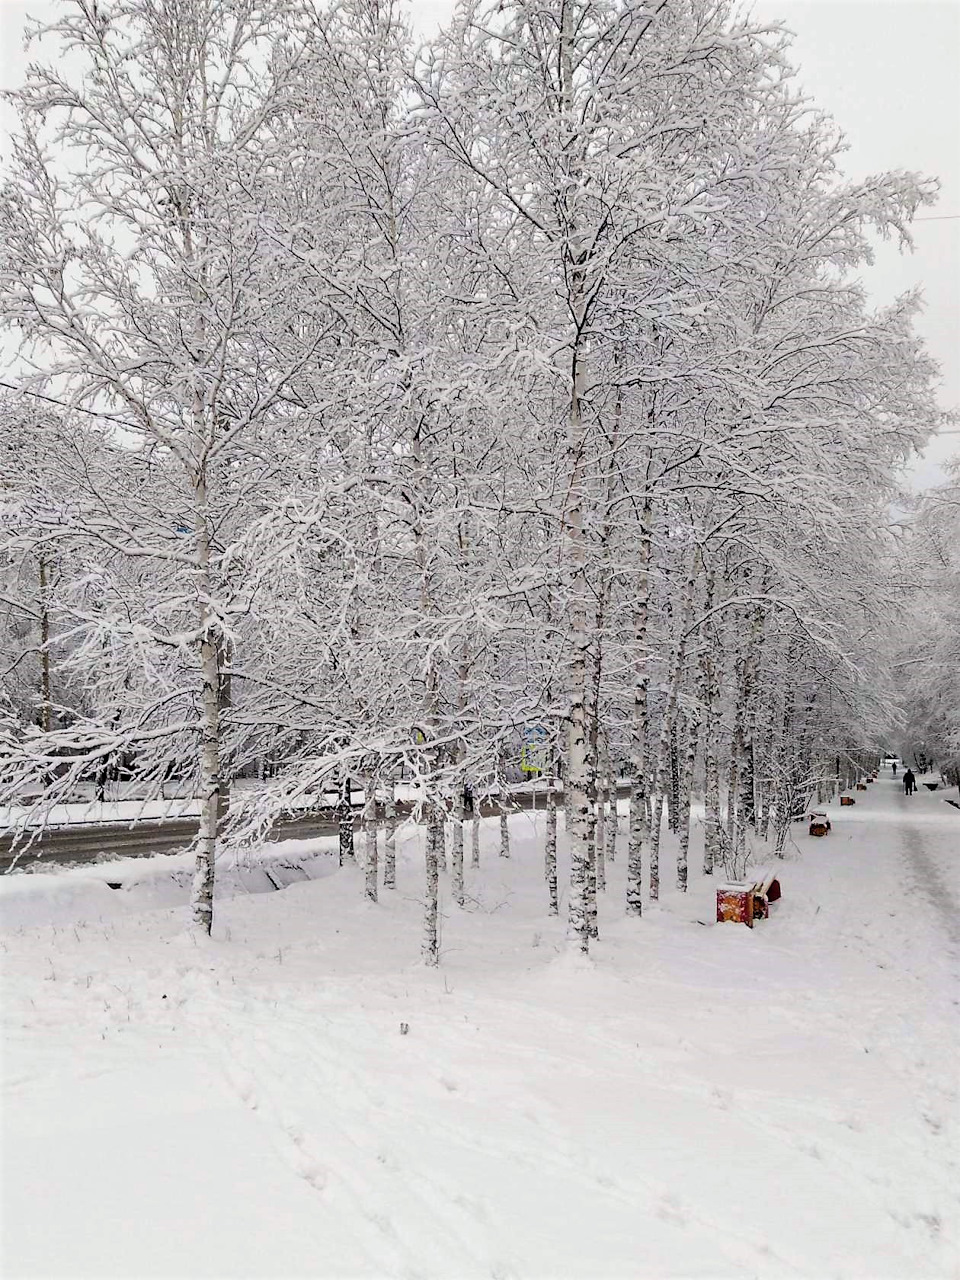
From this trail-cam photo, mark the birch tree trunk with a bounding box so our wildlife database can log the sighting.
[725,708,741,857]
[627,492,654,917]
[437,829,447,874]
[698,566,721,875]
[726,591,767,858]
[604,757,618,865]
[648,551,699,900]
[192,484,221,936]
[667,730,681,835]
[757,720,775,840]
[743,740,756,829]
[703,698,723,875]
[411,405,445,939]
[363,781,378,904]
[37,555,52,733]
[422,810,442,966]
[586,831,599,937]
[554,1,596,954]
[338,772,355,865]
[677,713,698,893]
[545,774,559,915]
[649,794,664,903]
[451,648,469,905]
[451,785,465,906]
[499,803,511,858]
[584,671,601,935]
[384,782,397,889]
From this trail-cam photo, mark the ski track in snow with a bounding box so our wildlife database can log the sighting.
[2,773,959,1278]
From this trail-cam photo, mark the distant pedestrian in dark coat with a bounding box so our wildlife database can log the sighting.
[903,768,917,796]
[892,760,898,777]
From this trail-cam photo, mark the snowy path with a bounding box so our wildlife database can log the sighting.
[2,774,958,1278]
[894,793,960,950]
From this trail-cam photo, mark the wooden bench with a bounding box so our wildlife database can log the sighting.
[808,811,831,837]
[840,795,855,806]
[716,873,781,927]
[751,871,781,919]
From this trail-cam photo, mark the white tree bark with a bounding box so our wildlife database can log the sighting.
[37,555,52,734]
[603,744,618,866]
[422,810,442,966]
[338,772,356,866]
[451,785,465,906]
[649,553,698,901]
[677,713,698,893]
[627,492,654,917]
[363,780,377,904]
[545,773,559,915]
[595,766,606,893]
[383,782,397,889]
[702,684,723,875]
[192,486,220,936]
[470,813,480,870]
[698,565,722,874]
[649,793,664,902]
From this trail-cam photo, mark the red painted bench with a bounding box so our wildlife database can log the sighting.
[716,872,781,927]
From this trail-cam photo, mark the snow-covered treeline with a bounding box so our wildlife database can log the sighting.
[889,458,960,778]
[0,0,946,953]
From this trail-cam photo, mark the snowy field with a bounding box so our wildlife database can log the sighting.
[2,772,958,1279]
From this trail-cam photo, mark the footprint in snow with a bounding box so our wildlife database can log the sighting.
[453,1192,490,1224]
[365,1211,396,1238]
[490,1262,518,1280]
[295,1156,328,1191]
[656,1192,689,1226]
[794,1138,823,1160]
[916,1213,942,1238]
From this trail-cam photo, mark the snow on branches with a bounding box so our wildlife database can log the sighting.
[0,0,946,949]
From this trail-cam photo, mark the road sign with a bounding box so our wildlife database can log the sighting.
[520,725,550,774]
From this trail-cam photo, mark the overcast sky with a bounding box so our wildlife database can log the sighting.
[2,0,958,485]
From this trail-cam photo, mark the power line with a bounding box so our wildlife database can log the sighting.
[0,380,143,431]
[914,215,960,221]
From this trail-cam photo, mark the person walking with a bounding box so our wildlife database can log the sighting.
[903,768,916,796]
[892,760,898,777]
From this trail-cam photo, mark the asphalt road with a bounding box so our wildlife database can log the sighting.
[0,787,580,872]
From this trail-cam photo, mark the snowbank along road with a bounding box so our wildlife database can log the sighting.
[1,768,958,1278]
[0,784,585,871]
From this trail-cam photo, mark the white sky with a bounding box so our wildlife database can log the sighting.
[2,0,958,485]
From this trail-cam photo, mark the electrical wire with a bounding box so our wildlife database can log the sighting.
[0,380,143,430]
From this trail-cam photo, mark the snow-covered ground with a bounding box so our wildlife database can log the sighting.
[2,770,958,1278]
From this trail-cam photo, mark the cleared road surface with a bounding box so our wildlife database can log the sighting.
[0,787,576,871]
